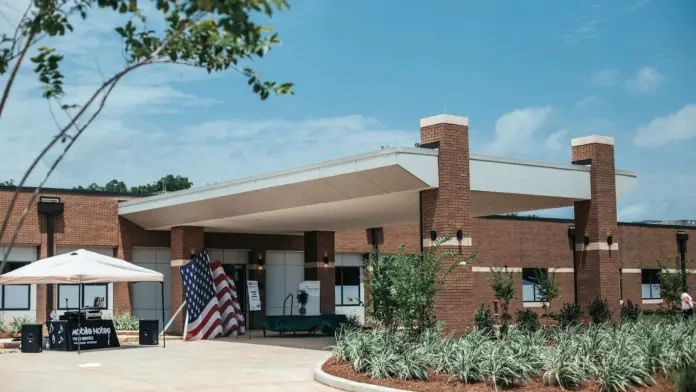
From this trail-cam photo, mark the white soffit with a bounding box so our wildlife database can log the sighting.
[118,148,438,229]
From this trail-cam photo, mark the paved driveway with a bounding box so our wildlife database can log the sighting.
[0,337,335,392]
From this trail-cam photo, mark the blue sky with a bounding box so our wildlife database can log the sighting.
[1,0,695,222]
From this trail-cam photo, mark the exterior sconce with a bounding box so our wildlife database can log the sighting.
[607,235,613,246]
[257,252,265,269]
[567,225,575,239]
[323,251,329,266]
[583,236,590,246]
[456,230,464,241]
[430,231,437,241]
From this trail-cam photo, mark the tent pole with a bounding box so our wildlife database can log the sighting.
[160,282,166,348]
[77,281,81,355]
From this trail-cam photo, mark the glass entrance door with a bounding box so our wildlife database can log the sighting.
[222,264,246,314]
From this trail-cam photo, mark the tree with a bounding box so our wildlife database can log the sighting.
[0,0,294,271]
[363,235,476,335]
[658,256,695,319]
[534,268,559,315]
[0,180,16,186]
[490,265,516,334]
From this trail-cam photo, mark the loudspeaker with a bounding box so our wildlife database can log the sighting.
[139,320,159,346]
[21,323,43,353]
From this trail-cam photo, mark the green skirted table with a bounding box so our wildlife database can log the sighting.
[257,314,347,336]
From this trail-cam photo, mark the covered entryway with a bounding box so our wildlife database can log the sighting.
[266,251,304,316]
[131,247,171,328]
[208,248,249,316]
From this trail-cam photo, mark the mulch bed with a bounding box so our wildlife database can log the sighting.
[322,358,675,392]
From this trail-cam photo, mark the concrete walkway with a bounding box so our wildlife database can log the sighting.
[0,337,336,392]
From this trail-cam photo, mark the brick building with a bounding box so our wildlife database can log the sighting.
[0,114,693,332]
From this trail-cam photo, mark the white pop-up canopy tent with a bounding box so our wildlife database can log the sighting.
[0,249,166,352]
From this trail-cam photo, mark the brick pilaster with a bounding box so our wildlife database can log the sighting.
[572,135,620,320]
[304,231,336,315]
[169,226,204,334]
[419,114,474,331]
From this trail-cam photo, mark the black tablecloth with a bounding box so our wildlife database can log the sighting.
[47,320,120,351]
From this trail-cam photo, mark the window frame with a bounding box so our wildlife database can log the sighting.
[56,283,109,310]
[0,261,31,310]
[522,268,547,303]
[335,266,363,307]
[641,269,661,300]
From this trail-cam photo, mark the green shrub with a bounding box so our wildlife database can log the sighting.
[475,305,494,336]
[338,314,362,332]
[557,302,582,328]
[589,297,612,324]
[363,237,476,334]
[642,309,654,316]
[620,299,641,323]
[110,312,139,331]
[0,319,6,333]
[10,316,34,334]
[515,309,540,333]
[675,365,696,392]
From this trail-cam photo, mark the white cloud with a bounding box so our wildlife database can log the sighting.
[545,130,568,152]
[628,0,652,12]
[633,104,696,147]
[485,106,554,155]
[590,69,619,87]
[564,18,602,45]
[625,67,665,93]
[574,96,601,110]
[618,203,652,221]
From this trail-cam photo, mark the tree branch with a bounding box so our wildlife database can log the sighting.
[0,28,36,120]
[0,33,180,269]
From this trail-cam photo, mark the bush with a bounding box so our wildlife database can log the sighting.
[515,309,540,333]
[675,365,696,392]
[589,297,612,324]
[363,237,476,333]
[331,321,696,391]
[557,302,582,328]
[475,305,494,336]
[620,299,641,323]
[10,316,34,334]
[110,312,139,331]
[0,319,6,333]
[338,314,362,332]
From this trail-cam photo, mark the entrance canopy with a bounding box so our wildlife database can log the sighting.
[0,249,164,284]
[118,147,637,234]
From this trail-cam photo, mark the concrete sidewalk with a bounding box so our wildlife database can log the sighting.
[0,338,335,391]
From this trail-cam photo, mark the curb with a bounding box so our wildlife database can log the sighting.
[313,361,411,392]
[0,342,19,349]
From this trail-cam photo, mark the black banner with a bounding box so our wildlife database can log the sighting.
[48,320,120,351]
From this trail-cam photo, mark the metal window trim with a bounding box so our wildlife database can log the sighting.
[0,284,31,311]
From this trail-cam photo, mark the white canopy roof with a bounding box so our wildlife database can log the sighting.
[0,249,164,285]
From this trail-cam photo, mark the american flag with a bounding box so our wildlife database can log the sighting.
[180,250,223,340]
[210,260,246,337]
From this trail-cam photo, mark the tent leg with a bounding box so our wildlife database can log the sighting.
[78,283,81,355]
[183,311,189,341]
[160,282,166,348]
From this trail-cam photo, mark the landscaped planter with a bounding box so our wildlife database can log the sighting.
[320,358,676,392]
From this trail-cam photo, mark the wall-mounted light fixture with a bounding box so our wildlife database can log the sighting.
[456,230,464,241]
[257,252,265,270]
[607,235,613,246]
[323,251,329,266]
[583,236,590,246]
[567,225,575,239]
[430,231,437,241]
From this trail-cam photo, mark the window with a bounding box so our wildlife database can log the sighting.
[57,284,108,309]
[335,267,362,306]
[641,269,661,300]
[522,268,546,303]
[0,262,30,310]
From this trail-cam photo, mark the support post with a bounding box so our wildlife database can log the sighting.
[160,282,166,348]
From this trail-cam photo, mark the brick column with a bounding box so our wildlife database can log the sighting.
[304,231,336,315]
[114,219,133,314]
[170,226,204,334]
[419,114,474,331]
[572,136,620,321]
